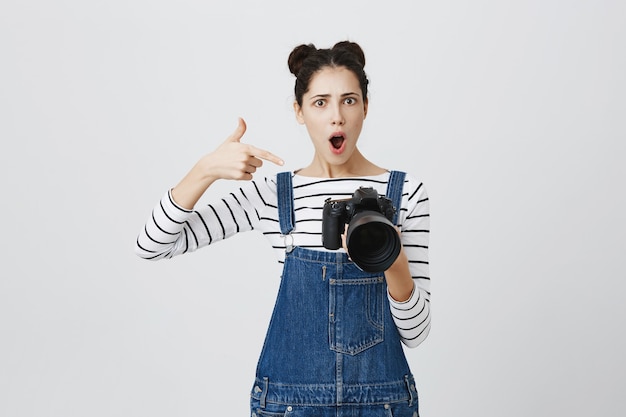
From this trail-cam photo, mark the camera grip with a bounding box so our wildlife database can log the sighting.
[322,202,345,250]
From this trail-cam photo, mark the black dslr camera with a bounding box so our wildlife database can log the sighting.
[322,187,401,272]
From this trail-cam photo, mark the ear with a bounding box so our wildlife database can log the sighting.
[363,97,369,119]
[293,101,305,125]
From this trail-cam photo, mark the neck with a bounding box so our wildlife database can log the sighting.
[298,149,386,178]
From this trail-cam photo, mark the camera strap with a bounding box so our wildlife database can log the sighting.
[386,170,407,226]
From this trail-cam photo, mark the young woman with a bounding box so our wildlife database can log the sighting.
[136,41,431,417]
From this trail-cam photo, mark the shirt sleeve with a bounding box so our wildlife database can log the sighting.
[134,178,274,260]
[387,177,432,348]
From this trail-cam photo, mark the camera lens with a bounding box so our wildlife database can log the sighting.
[346,210,401,272]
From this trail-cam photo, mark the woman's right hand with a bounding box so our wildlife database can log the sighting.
[171,118,284,209]
[203,117,284,181]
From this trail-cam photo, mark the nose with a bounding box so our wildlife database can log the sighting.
[331,104,345,126]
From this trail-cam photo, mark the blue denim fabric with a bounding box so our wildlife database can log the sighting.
[251,172,418,417]
[250,397,418,417]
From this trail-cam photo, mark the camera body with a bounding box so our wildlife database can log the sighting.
[322,187,401,272]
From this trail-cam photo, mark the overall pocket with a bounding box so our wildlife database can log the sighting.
[329,275,385,355]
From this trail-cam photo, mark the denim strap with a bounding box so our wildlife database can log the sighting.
[276,171,295,235]
[386,170,406,226]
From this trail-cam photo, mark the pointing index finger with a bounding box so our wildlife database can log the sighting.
[248,145,284,166]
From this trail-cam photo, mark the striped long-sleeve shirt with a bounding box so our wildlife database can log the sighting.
[135,171,431,348]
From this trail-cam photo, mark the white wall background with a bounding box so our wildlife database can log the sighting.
[1,1,624,416]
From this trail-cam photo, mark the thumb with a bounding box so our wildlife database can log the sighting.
[225,117,247,143]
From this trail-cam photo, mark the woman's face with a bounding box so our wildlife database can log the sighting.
[295,66,368,170]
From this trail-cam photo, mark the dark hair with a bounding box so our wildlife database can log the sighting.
[287,41,369,106]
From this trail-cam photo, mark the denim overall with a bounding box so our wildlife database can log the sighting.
[250,171,419,417]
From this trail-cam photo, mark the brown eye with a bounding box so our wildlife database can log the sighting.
[344,97,356,105]
[315,99,325,107]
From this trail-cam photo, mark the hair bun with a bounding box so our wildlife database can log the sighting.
[332,41,366,68]
[288,44,317,76]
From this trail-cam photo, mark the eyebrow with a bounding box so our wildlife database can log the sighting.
[309,92,360,100]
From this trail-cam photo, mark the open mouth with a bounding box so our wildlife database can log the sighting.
[329,134,345,150]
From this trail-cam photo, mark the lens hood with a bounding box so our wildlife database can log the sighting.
[346,210,401,272]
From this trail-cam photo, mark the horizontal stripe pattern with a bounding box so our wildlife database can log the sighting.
[135,172,431,348]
